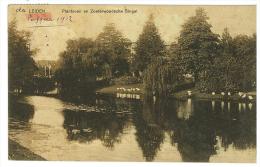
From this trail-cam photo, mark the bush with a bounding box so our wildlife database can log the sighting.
[113,76,141,85]
[174,81,195,92]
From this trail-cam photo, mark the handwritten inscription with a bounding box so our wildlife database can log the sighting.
[27,13,52,22]
[16,7,138,25]
[27,13,72,24]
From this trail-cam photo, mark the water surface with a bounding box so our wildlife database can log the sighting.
[9,94,256,162]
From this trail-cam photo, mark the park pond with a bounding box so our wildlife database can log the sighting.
[9,94,256,162]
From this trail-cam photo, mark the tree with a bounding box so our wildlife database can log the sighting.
[177,8,219,84]
[216,28,239,92]
[56,38,97,94]
[133,14,166,75]
[167,42,184,79]
[199,28,239,92]
[95,23,131,78]
[9,20,37,93]
[197,28,256,92]
[232,34,256,91]
[143,57,178,96]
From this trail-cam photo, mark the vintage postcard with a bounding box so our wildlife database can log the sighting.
[7,4,256,163]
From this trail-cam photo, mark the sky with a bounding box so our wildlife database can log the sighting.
[9,5,256,61]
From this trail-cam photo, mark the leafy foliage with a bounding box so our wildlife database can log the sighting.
[177,8,219,82]
[144,57,178,96]
[232,33,256,91]
[172,8,256,93]
[95,23,131,78]
[112,76,140,85]
[133,15,166,74]
[198,29,256,92]
[55,38,97,94]
[9,20,37,92]
[56,23,132,94]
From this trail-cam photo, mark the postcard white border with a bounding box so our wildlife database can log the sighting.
[0,0,259,167]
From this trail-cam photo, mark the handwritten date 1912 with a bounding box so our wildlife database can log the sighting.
[27,14,72,24]
[57,16,72,23]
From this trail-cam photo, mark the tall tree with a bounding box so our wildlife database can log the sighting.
[177,8,219,83]
[95,23,131,78]
[197,28,256,92]
[233,34,256,91]
[56,38,96,94]
[133,14,166,75]
[217,28,239,91]
[167,42,184,79]
[9,20,37,92]
[200,28,239,92]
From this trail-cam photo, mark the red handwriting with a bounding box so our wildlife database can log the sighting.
[27,13,53,23]
[26,13,72,24]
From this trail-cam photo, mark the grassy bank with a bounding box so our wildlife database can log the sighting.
[96,84,256,101]
[9,139,46,161]
[172,88,256,101]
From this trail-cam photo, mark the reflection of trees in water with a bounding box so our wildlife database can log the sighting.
[9,95,35,123]
[231,109,256,150]
[212,102,256,151]
[63,110,129,149]
[133,97,256,162]
[172,101,217,162]
[133,96,166,161]
[62,95,133,149]
[135,123,164,161]
[168,100,256,162]
[61,94,255,161]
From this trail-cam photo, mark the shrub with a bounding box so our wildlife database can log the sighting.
[113,75,141,85]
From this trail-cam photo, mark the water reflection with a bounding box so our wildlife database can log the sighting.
[9,95,256,162]
[176,98,193,120]
[9,95,35,130]
[172,101,218,162]
[27,96,65,127]
[248,103,253,110]
[133,97,165,161]
[9,95,35,122]
[63,109,130,149]
[116,93,141,99]
[212,100,215,111]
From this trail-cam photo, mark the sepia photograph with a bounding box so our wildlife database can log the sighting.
[7,4,256,162]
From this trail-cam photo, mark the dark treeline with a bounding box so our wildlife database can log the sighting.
[9,21,56,94]
[9,8,256,96]
[55,8,256,96]
[144,8,256,95]
[55,23,132,95]
[9,21,38,93]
